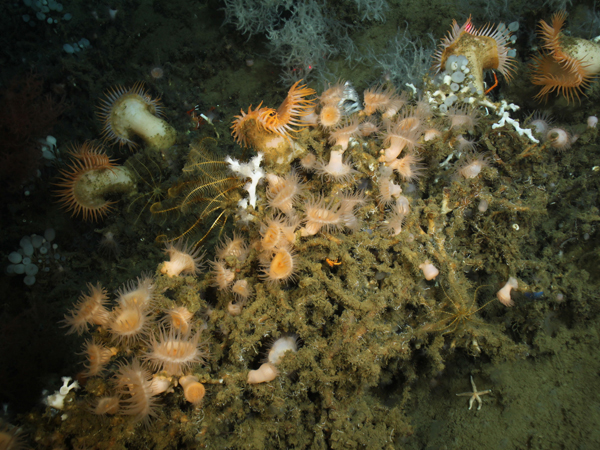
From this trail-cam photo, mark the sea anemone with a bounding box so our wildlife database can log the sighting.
[530,11,600,103]
[319,81,346,106]
[267,335,298,365]
[247,362,278,384]
[161,241,205,277]
[319,104,343,128]
[456,152,490,179]
[360,118,380,136]
[0,422,25,449]
[378,167,403,205]
[526,111,553,136]
[231,279,253,301]
[433,16,516,94]
[227,300,244,316]
[248,335,298,384]
[381,121,422,162]
[265,170,305,215]
[149,375,172,395]
[231,80,316,147]
[179,375,205,405]
[80,339,117,377]
[455,134,477,152]
[545,127,571,150]
[215,233,249,264]
[382,196,410,236]
[328,117,362,151]
[415,97,434,119]
[396,107,423,133]
[97,82,177,150]
[362,86,407,117]
[419,260,440,280]
[395,196,410,215]
[382,208,406,236]
[261,247,297,284]
[144,327,207,375]
[210,260,236,291]
[109,302,152,346]
[315,150,357,184]
[161,306,194,334]
[99,230,120,258]
[423,126,443,142]
[447,105,480,132]
[92,396,120,415]
[338,192,366,230]
[62,282,111,335]
[113,358,159,425]
[387,153,425,182]
[497,276,518,307]
[55,142,135,221]
[260,215,298,251]
[300,152,317,170]
[117,274,155,309]
[302,197,342,236]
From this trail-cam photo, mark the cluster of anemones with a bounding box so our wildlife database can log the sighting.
[257,213,299,284]
[209,234,253,315]
[54,82,180,223]
[526,111,576,151]
[232,79,497,244]
[61,271,209,424]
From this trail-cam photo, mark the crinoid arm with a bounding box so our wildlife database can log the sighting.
[420,280,525,359]
[151,138,245,246]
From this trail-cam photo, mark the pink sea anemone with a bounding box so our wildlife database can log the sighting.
[456,152,490,179]
[62,282,110,335]
[381,121,422,162]
[161,241,205,277]
[302,196,343,236]
[328,117,361,151]
[215,233,249,264]
[447,105,480,132]
[144,327,208,375]
[80,338,117,377]
[261,247,298,284]
[210,259,236,291]
[113,358,160,425]
[109,301,153,346]
[117,274,155,309]
[545,127,571,150]
[265,170,305,215]
[387,153,425,182]
[362,86,407,118]
[315,150,357,184]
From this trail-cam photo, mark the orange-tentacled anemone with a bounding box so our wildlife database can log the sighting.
[231,80,316,165]
[54,142,135,221]
[433,16,516,94]
[530,11,600,103]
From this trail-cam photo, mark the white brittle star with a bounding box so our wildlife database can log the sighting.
[456,375,492,410]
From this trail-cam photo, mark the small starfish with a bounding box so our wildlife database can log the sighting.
[456,375,492,410]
